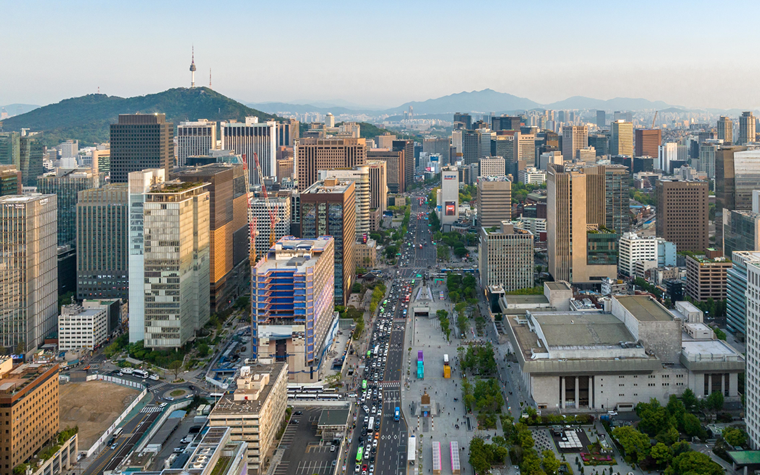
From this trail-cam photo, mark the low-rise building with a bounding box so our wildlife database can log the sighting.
[0,359,60,475]
[618,232,677,277]
[58,303,108,351]
[685,254,731,302]
[355,239,377,269]
[208,362,288,471]
[505,295,744,412]
[518,167,546,185]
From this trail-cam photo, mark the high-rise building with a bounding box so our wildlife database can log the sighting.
[37,169,105,247]
[140,180,210,349]
[462,130,480,165]
[221,117,277,185]
[739,111,756,145]
[479,156,506,177]
[172,163,250,312]
[251,237,335,378]
[493,134,517,176]
[276,158,294,183]
[491,116,521,131]
[698,140,723,179]
[19,136,43,186]
[110,114,173,183]
[251,196,291,260]
[366,160,388,215]
[477,176,511,227]
[596,110,606,128]
[0,166,21,196]
[516,132,536,167]
[718,116,733,145]
[128,169,166,343]
[318,166,370,238]
[610,120,633,157]
[600,164,630,234]
[685,254,731,302]
[658,142,678,173]
[177,120,217,167]
[76,183,129,301]
[744,259,760,448]
[423,137,450,158]
[301,179,356,305]
[376,132,396,149]
[437,167,459,231]
[277,118,300,147]
[562,126,589,162]
[547,164,619,284]
[634,129,661,158]
[453,112,472,130]
[723,197,760,258]
[727,251,760,339]
[0,194,58,353]
[588,134,609,156]
[92,148,110,176]
[656,179,709,252]
[367,148,403,193]
[479,221,534,291]
[716,147,760,212]
[0,360,60,475]
[0,132,20,167]
[295,137,367,192]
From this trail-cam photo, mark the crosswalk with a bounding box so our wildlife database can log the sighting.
[140,406,163,413]
[377,381,400,388]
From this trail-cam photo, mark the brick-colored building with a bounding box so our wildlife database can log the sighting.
[295,137,366,191]
[656,179,709,252]
[685,254,731,302]
[0,359,59,475]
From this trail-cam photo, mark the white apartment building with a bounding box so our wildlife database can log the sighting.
[221,117,277,185]
[518,167,546,185]
[58,303,108,351]
[479,156,506,177]
[317,166,370,238]
[658,142,678,173]
[618,232,677,277]
[177,119,217,166]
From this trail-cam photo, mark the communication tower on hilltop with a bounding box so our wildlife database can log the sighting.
[190,46,197,88]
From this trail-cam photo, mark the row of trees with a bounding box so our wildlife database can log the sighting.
[458,343,498,375]
[437,309,451,340]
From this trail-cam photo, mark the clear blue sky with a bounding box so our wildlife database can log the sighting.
[3,0,760,109]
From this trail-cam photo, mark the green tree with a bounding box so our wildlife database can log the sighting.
[612,426,651,463]
[681,388,698,412]
[666,452,723,475]
[649,442,672,466]
[169,360,183,380]
[637,399,673,437]
[197,343,210,358]
[351,282,362,294]
[682,413,705,439]
[707,391,725,411]
[666,394,686,421]
[542,450,560,475]
[656,426,680,446]
[723,427,747,447]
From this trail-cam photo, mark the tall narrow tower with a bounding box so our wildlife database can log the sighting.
[190,46,197,88]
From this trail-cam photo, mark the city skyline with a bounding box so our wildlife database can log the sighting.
[4,0,760,110]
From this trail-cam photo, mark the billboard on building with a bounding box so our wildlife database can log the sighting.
[445,201,456,216]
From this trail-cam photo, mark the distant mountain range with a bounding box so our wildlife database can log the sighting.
[0,103,39,118]
[251,89,683,116]
[2,88,276,147]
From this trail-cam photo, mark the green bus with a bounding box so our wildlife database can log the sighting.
[362,380,367,390]
[356,446,364,462]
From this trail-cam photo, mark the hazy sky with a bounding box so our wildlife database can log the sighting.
[4,0,760,109]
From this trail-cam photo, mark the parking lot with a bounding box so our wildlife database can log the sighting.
[274,408,339,475]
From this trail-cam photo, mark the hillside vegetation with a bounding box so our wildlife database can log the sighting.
[2,87,278,147]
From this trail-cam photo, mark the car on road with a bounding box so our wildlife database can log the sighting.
[110,443,118,450]
[173,447,184,453]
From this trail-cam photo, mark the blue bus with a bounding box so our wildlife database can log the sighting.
[394,407,400,421]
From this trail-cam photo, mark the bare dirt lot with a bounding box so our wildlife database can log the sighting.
[59,381,141,449]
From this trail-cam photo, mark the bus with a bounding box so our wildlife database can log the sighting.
[408,436,416,465]
[322,388,338,394]
[133,369,149,378]
[362,380,367,390]
[356,447,364,463]
[287,384,304,392]
[295,394,317,400]
[113,427,124,439]
[367,350,371,358]
[302,385,323,393]
[368,417,375,431]
[394,407,400,421]
[320,394,342,400]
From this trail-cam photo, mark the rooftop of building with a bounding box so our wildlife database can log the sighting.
[303,178,353,194]
[172,163,242,178]
[686,253,732,264]
[479,175,510,182]
[545,281,572,291]
[0,193,53,203]
[615,295,674,322]
[255,236,333,273]
[209,363,286,416]
[532,312,635,348]
[0,362,58,396]
[681,339,743,358]
[507,295,550,305]
[149,180,207,194]
[318,408,351,427]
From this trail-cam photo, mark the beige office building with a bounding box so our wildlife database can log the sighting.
[295,137,366,191]
[142,181,211,348]
[208,362,288,471]
[739,111,756,145]
[479,156,506,177]
[562,126,589,162]
[610,120,633,157]
[547,165,618,284]
[477,176,512,227]
[367,160,388,214]
[479,222,534,292]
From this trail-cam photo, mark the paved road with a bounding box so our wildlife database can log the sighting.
[83,407,161,475]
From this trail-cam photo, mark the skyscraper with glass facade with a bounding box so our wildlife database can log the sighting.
[301,179,356,306]
[19,136,43,187]
[37,169,105,247]
[0,194,58,353]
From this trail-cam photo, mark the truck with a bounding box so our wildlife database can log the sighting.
[443,365,451,379]
[408,436,416,465]
[418,351,423,363]
[121,367,133,375]
[443,354,449,365]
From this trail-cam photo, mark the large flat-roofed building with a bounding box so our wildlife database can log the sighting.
[76,184,129,300]
[296,137,367,191]
[618,232,677,277]
[221,117,277,185]
[208,363,288,470]
[479,222,534,292]
[0,194,58,353]
[177,119,217,167]
[301,179,356,305]
[562,126,588,162]
[0,360,60,475]
[685,254,731,302]
[505,295,744,412]
[110,114,173,183]
[172,163,250,312]
[251,237,335,380]
[58,303,108,351]
[656,179,709,252]
[477,176,511,227]
[367,148,403,194]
